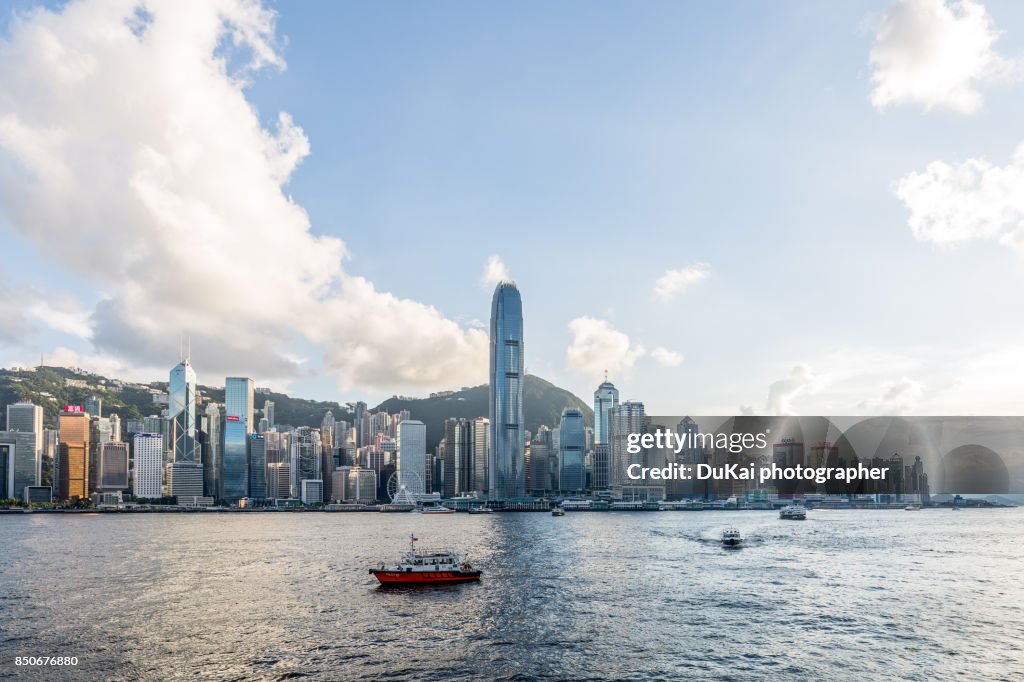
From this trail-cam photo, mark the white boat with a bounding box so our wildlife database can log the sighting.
[419,505,455,515]
[905,504,921,511]
[721,528,742,547]
[779,504,807,520]
[551,506,565,517]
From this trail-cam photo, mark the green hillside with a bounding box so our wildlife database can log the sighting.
[375,375,593,448]
[0,367,591,448]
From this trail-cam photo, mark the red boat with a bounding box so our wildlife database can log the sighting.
[369,534,482,586]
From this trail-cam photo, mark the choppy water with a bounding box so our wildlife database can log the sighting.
[1,509,1023,681]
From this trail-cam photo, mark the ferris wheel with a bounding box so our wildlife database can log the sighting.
[387,471,425,505]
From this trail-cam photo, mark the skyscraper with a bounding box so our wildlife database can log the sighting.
[443,418,472,498]
[6,400,43,486]
[96,441,129,490]
[58,409,90,501]
[132,433,163,498]
[223,377,254,503]
[609,401,645,487]
[593,375,619,445]
[169,360,198,463]
[471,417,489,496]
[558,408,586,492]
[488,281,525,499]
[249,433,267,499]
[263,400,275,430]
[200,403,222,499]
[396,419,427,498]
[0,431,36,499]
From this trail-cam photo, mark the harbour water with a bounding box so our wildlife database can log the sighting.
[2,509,1023,681]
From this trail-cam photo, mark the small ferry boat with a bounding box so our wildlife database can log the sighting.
[905,504,921,511]
[551,506,565,517]
[779,504,807,520]
[721,528,742,547]
[369,534,482,586]
[467,505,493,514]
[419,505,455,515]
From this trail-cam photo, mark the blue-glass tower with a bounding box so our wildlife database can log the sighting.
[222,377,254,503]
[488,281,525,499]
[558,408,586,492]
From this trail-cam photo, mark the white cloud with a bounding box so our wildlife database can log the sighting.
[869,0,1017,114]
[653,263,710,301]
[565,316,646,376]
[764,364,829,416]
[26,299,93,340]
[0,0,486,391]
[480,254,510,289]
[859,376,926,414]
[896,142,1024,252]
[650,347,683,367]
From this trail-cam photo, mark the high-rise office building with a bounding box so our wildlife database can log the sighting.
[558,408,586,492]
[169,360,198,462]
[592,444,610,490]
[593,376,619,446]
[0,431,36,499]
[289,426,321,499]
[443,418,472,497]
[249,433,267,499]
[267,461,291,499]
[58,409,90,500]
[488,280,525,499]
[396,419,427,497]
[200,402,222,499]
[170,461,204,500]
[5,400,43,488]
[84,396,102,419]
[320,411,335,501]
[263,400,275,430]
[132,433,163,498]
[96,441,129,490]
[471,417,489,495]
[609,401,645,487]
[223,377,254,503]
[300,479,323,505]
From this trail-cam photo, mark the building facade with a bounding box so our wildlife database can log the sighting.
[488,281,525,499]
[223,377,254,503]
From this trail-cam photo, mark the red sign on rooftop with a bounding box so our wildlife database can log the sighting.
[64,405,84,413]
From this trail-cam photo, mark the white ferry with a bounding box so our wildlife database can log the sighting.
[779,504,807,520]
[721,528,743,547]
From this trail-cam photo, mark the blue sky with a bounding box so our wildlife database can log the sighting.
[2,0,1024,415]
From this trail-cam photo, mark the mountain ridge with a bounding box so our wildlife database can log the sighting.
[0,366,593,448]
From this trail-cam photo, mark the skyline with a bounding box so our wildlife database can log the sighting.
[3,0,1024,415]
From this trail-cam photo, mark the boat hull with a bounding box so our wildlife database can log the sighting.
[370,569,481,586]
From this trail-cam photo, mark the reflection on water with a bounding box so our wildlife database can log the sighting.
[2,509,1023,680]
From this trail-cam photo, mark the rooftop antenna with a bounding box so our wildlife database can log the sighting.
[187,335,191,362]
[604,369,608,383]
[179,333,183,362]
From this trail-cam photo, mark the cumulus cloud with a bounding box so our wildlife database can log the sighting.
[868,0,1018,114]
[650,347,683,367]
[895,142,1024,252]
[859,377,926,414]
[565,316,646,376]
[653,263,710,301]
[764,364,829,416]
[480,254,509,289]
[0,0,486,391]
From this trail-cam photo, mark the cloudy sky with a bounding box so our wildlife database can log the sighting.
[2,0,1024,415]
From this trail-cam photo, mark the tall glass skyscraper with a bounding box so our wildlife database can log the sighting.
[593,375,619,445]
[488,281,525,499]
[223,377,254,503]
[169,360,197,463]
[558,408,586,492]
